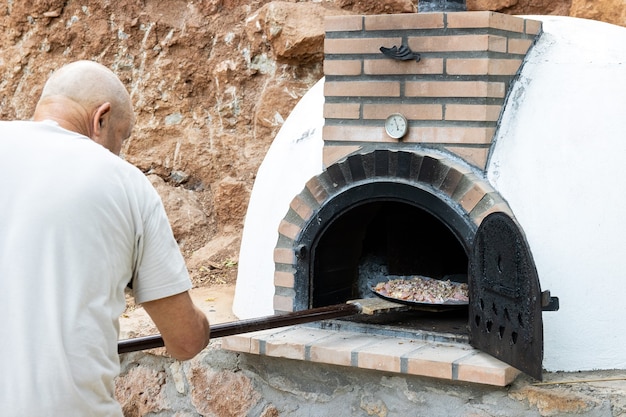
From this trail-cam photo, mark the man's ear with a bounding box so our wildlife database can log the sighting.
[92,102,112,138]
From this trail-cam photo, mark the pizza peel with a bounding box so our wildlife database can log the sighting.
[118,298,411,354]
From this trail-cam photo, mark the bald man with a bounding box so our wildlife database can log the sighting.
[0,61,210,416]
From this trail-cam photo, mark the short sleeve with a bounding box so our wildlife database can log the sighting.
[130,179,192,304]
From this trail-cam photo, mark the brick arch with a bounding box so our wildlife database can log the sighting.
[273,149,512,313]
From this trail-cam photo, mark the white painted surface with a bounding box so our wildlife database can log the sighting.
[488,16,626,371]
[232,78,325,319]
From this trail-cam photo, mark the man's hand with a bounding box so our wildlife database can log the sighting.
[141,291,210,360]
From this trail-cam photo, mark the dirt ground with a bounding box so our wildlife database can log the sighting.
[120,282,238,340]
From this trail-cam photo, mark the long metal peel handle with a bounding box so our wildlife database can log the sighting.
[117,302,360,354]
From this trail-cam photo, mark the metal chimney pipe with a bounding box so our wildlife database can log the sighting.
[418,0,466,12]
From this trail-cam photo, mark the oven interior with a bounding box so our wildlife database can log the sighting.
[310,199,471,340]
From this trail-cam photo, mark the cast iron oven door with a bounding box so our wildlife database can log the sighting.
[469,212,544,380]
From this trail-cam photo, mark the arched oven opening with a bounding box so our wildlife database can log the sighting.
[288,152,484,337]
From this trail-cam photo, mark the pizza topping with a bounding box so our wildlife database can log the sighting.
[373,276,469,304]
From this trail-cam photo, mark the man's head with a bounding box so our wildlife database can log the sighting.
[33,60,135,155]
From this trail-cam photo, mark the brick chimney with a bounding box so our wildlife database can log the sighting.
[322,12,542,169]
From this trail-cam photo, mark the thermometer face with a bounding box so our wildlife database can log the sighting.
[384,113,408,139]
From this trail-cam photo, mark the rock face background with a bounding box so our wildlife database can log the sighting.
[1,0,624,285]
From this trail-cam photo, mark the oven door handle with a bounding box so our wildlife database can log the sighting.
[541,290,559,311]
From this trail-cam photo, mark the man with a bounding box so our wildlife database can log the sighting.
[0,60,210,416]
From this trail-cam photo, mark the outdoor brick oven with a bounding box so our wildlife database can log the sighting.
[228,6,626,386]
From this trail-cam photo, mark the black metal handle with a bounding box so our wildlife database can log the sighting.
[379,45,420,62]
[541,290,559,311]
[117,303,360,354]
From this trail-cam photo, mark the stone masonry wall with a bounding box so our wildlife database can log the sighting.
[117,342,626,416]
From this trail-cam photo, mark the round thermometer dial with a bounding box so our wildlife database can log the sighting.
[384,113,408,139]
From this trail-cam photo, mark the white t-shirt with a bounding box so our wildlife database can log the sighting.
[0,120,192,416]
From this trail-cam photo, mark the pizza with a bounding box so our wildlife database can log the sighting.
[373,276,469,304]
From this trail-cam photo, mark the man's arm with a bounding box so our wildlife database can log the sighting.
[141,291,210,360]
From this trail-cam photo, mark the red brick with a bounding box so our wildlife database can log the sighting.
[323,124,495,145]
[323,125,395,143]
[446,58,522,75]
[455,352,521,386]
[305,176,330,204]
[309,333,374,367]
[324,102,361,120]
[274,271,295,289]
[362,103,442,121]
[364,12,444,30]
[404,344,472,380]
[277,219,301,240]
[323,59,362,76]
[364,58,443,75]
[446,11,525,33]
[489,35,508,53]
[357,339,425,373]
[324,81,400,97]
[488,58,523,75]
[457,182,489,213]
[443,145,489,169]
[446,58,489,75]
[403,126,495,144]
[273,247,295,265]
[220,331,260,355]
[273,295,294,313]
[408,34,506,53]
[445,104,501,122]
[289,194,314,220]
[264,328,338,360]
[525,18,542,35]
[322,145,363,167]
[325,15,363,32]
[325,37,402,55]
[446,11,492,28]
[508,38,534,55]
[405,81,505,98]
[439,164,471,197]
[489,12,525,33]
[221,334,256,354]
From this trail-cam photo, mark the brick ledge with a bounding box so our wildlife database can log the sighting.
[222,325,520,387]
